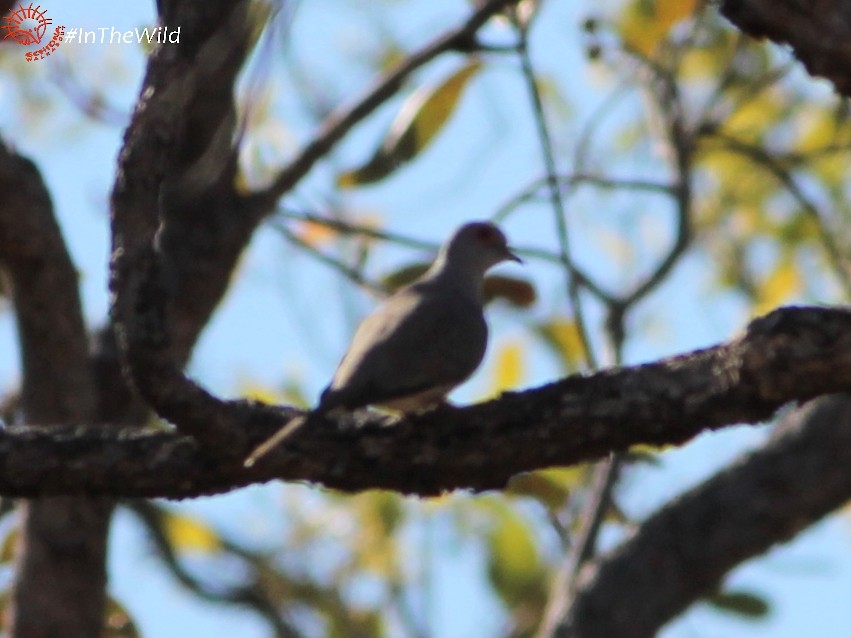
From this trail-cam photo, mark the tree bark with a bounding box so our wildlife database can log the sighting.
[0,305,847,499]
[721,0,851,96]
[559,394,851,638]
[1,0,262,634]
[0,145,106,638]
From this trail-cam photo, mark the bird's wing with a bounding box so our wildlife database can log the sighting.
[319,286,487,411]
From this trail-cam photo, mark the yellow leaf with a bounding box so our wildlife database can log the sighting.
[754,256,801,315]
[349,491,402,576]
[240,382,281,405]
[656,0,696,25]
[722,92,783,138]
[485,505,546,608]
[619,0,698,57]
[507,466,585,509]
[338,60,484,187]
[294,220,338,248]
[0,528,17,564]
[163,513,221,554]
[536,319,585,372]
[491,341,524,393]
[395,59,483,153]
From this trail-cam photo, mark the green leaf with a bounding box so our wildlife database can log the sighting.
[338,60,484,187]
[507,467,585,509]
[485,504,546,608]
[380,262,429,293]
[707,589,771,619]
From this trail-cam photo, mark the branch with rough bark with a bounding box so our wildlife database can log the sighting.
[0,143,108,638]
[721,0,851,96]
[0,304,849,499]
[559,394,851,638]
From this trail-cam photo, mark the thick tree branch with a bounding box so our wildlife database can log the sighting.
[0,145,95,421]
[0,305,849,498]
[0,144,108,638]
[720,0,851,96]
[110,1,261,451]
[559,394,851,638]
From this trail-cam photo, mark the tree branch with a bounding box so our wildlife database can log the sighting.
[0,143,108,638]
[559,393,851,638]
[0,305,848,498]
[242,0,522,213]
[720,0,851,96]
[0,145,95,421]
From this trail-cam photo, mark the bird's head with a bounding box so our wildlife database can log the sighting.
[442,221,522,275]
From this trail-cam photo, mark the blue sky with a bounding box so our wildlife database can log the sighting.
[2,1,850,637]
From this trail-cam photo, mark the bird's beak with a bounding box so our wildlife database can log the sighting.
[505,247,523,264]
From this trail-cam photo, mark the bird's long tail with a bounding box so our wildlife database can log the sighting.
[244,414,307,467]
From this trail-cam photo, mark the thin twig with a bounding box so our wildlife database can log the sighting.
[125,500,302,638]
[710,132,851,298]
[277,208,608,291]
[242,0,521,213]
[536,454,623,638]
[535,39,698,636]
[515,22,597,369]
[493,173,675,222]
[619,45,694,307]
[271,220,385,295]
[276,208,438,252]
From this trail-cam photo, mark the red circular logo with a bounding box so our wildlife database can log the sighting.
[2,3,52,46]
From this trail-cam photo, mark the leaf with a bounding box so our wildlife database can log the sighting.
[491,341,524,393]
[483,275,537,307]
[707,589,771,619]
[485,505,546,608]
[619,0,698,57]
[163,512,222,554]
[536,319,585,372]
[348,491,404,576]
[0,528,17,564]
[240,382,282,405]
[381,266,536,307]
[104,596,141,638]
[338,60,484,187]
[354,491,404,538]
[753,255,802,315]
[380,262,429,293]
[294,220,339,248]
[507,467,585,509]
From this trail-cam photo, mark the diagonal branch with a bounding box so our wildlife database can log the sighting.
[242,0,522,213]
[559,393,851,638]
[0,144,95,421]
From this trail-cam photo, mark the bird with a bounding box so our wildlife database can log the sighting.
[244,221,521,466]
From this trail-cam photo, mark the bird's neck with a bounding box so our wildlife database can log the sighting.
[422,253,486,304]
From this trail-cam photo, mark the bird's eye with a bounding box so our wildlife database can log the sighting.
[475,225,497,244]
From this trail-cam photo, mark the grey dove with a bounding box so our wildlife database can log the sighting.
[245,221,521,466]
